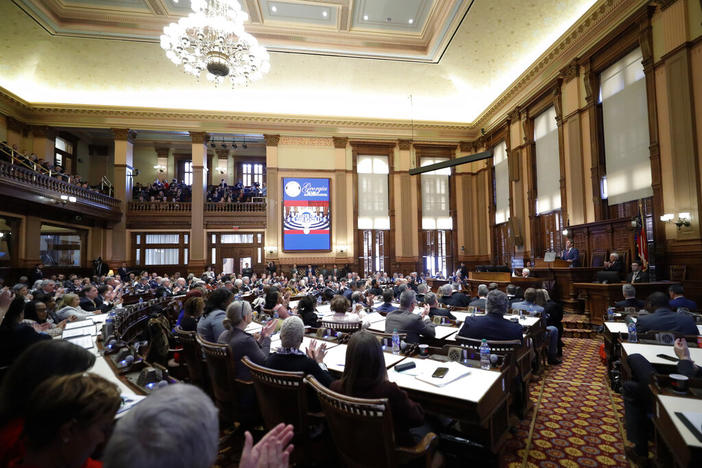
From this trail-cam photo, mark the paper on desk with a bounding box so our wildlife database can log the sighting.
[681,412,702,433]
[62,326,95,338]
[65,319,94,330]
[65,335,94,349]
[116,394,146,417]
[364,312,386,324]
[415,362,471,387]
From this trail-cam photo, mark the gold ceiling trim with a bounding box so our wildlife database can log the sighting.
[474,0,642,131]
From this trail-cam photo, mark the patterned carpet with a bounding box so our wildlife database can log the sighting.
[500,337,630,468]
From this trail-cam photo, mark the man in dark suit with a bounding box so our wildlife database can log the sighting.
[30,264,44,284]
[603,252,624,276]
[614,284,645,309]
[242,263,253,278]
[305,264,315,277]
[636,292,698,335]
[438,284,470,308]
[458,290,523,343]
[93,257,109,277]
[385,289,436,344]
[668,284,698,311]
[425,292,456,320]
[79,285,99,312]
[117,262,129,283]
[561,239,580,267]
[375,289,398,314]
[626,260,649,284]
[506,284,523,307]
[155,279,174,298]
[468,284,488,311]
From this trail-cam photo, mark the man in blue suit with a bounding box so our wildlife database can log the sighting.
[458,290,523,344]
[668,284,697,311]
[561,239,580,267]
[636,292,698,335]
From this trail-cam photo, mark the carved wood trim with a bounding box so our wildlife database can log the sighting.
[263,134,280,147]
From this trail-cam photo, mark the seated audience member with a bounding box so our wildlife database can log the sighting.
[438,284,470,308]
[385,289,435,344]
[374,289,398,314]
[197,287,234,342]
[623,338,701,465]
[22,300,67,337]
[637,292,698,335]
[626,260,649,284]
[511,288,545,316]
[469,284,489,311]
[536,289,564,357]
[458,290,522,343]
[614,284,646,309]
[327,295,367,326]
[55,293,93,321]
[8,373,121,468]
[217,300,276,380]
[415,283,428,304]
[0,298,51,367]
[265,316,334,387]
[330,330,426,447]
[668,284,697,311]
[488,282,499,291]
[603,252,624,275]
[0,340,96,467]
[175,289,203,328]
[104,384,219,468]
[368,279,383,297]
[272,291,291,319]
[295,295,319,328]
[425,292,455,320]
[520,268,531,278]
[180,296,204,332]
[78,286,100,312]
[506,284,523,307]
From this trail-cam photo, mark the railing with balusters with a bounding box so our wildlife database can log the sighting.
[0,158,120,208]
[127,201,191,212]
[205,201,266,213]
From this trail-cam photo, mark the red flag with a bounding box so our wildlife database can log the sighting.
[635,200,649,270]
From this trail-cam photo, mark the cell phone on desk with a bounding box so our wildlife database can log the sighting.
[656,354,679,362]
[431,367,449,379]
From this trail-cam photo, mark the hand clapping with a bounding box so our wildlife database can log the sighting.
[261,319,277,338]
[306,339,328,364]
[239,423,294,468]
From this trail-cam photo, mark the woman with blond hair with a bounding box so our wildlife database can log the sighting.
[55,293,92,321]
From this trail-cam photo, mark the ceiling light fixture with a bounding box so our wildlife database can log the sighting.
[160,0,270,88]
[271,5,277,13]
[322,10,328,17]
[408,18,414,24]
[363,14,368,20]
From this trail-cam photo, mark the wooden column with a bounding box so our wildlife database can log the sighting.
[189,131,208,273]
[333,137,350,261]
[110,128,135,268]
[263,134,280,260]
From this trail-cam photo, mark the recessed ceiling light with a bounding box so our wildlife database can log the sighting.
[386,17,392,22]
[363,14,368,20]
[322,10,328,17]
[408,18,414,24]
[271,5,277,13]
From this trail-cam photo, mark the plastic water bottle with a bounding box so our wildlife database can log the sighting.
[317,295,322,304]
[138,297,144,305]
[627,322,638,343]
[519,308,524,320]
[480,339,490,370]
[607,307,614,321]
[392,329,400,355]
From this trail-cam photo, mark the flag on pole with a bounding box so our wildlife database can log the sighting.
[635,200,649,270]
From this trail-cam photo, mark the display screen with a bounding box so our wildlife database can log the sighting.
[282,178,331,251]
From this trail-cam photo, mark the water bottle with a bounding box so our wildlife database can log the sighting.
[519,308,524,320]
[607,307,614,321]
[392,328,400,355]
[317,295,322,304]
[627,322,637,343]
[480,339,490,370]
[138,297,144,305]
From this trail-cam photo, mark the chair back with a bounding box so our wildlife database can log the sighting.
[368,330,408,345]
[669,264,687,282]
[320,320,362,333]
[175,327,207,388]
[454,336,522,353]
[591,250,607,268]
[196,334,236,419]
[306,376,398,468]
[242,356,308,429]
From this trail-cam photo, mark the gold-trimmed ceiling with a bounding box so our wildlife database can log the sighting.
[0,0,637,130]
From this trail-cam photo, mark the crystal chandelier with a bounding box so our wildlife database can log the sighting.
[160,0,270,88]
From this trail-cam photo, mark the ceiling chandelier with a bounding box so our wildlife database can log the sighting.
[160,0,270,88]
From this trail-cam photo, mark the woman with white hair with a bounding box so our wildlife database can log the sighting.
[55,293,92,321]
[265,316,335,387]
[217,300,276,381]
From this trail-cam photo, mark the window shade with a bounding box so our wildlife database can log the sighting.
[534,106,561,214]
[421,158,452,230]
[145,248,179,265]
[600,47,652,205]
[357,155,390,230]
[493,142,510,224]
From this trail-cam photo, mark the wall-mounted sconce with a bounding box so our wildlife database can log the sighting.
[660,212,691,230]
[153,164,166,172]
[562,228,569,236]
[266,247,277,255]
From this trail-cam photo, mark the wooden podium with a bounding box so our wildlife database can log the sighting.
[533,258,571,268]
[465,271,544,297]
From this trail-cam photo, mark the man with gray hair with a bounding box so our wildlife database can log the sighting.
[426,292,456,320]
[469,284,489,311]
[438,283,470,308]
[615,284,645,309]
[385,289,435,343]
[457,290,522,343]
[103,384,220,468]
[265,316,334,387]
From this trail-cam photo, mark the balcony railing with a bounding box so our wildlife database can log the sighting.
[0,158,120,208]
[127,200,266,213]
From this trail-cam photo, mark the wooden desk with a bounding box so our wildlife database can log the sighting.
[426,278,449,292]
[573,282,679,325]
[465,272,544,297]
[530,267,601,314]
[653,394,702,467]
